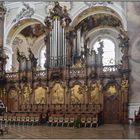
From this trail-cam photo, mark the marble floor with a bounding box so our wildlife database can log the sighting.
[0,124,140,139]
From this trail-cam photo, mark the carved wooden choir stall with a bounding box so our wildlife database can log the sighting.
[0,2,130,125]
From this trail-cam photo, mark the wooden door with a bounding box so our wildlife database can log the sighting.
[103,83,121,124]
[104,96,120,123]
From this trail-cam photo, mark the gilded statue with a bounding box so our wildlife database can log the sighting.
[16,48,27,62]
[121,75,128,89]
[28,48,38,70]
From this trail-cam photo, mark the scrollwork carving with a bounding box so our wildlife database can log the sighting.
[45,2,71,28]
[12,2,34,23]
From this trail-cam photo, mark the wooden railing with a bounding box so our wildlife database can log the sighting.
[103,65,118,72]
[18,104,102,115]
[5,72,19,81]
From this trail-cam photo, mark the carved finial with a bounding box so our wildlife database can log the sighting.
[44,2,71,27]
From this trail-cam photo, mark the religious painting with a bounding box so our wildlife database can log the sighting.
[90,82,100,104]
[106,84,118,99]
[51,83,64,104]
[9,89,18,100]
[22,86,30,104]
[70,84,84,104]
[8,88,18,112]
[34,87,46,104]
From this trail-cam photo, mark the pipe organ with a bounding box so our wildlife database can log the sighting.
[45,2,71,67]
[0,2,130,124]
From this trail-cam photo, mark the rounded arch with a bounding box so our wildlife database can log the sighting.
[6,18,45,48]
[87,27,123,65]
[5,18,46,71]
[70,80,83,88]
[70,4,127,30]
[34,81,47,90]
[86,26,120,40]
[49,80,65,89]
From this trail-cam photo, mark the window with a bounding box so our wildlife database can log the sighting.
[93,38,115,66]
[40,47,46,69]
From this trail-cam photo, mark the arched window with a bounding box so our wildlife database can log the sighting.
[40,47,46,69]
[93,38,115,66]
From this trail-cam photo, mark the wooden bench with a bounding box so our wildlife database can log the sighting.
[0,126,8,135]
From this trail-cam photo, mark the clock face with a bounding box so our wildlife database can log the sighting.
[45,2,72,14]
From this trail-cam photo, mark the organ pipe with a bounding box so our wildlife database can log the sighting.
[44,2,71,67]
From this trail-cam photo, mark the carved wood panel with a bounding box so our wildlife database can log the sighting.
[103,82,121,123]
[8,88,18,112]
